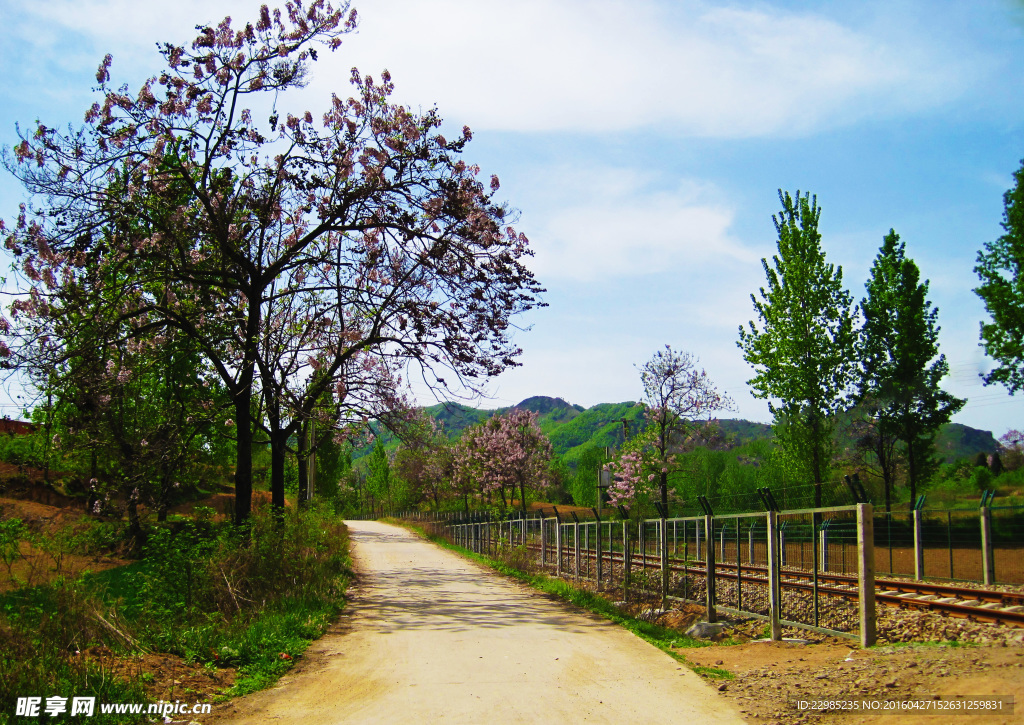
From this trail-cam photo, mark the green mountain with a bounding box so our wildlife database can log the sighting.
[362,396,999,469]
[934,423,1000,463]
[717,419,774,446]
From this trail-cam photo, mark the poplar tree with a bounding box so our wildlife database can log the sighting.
[859,230,964,506]
[976,158,1024,392]
[738,190,856,506]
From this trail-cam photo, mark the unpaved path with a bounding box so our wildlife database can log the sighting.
[214,520,745,724]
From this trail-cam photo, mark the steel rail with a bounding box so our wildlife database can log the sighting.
[518,539,1024,627]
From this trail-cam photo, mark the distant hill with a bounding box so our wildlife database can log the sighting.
[934,423,1000,464]
[717,419,773,446]
[547,402,645,463]
[360,397,1000,468]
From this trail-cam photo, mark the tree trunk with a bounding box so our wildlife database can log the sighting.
[297,419,309,510]
[269,429,287,521]
[232,291,263,527]
[811,421,823,508]
[126,488,145,555]
[157,463,171,523]
[907,443,918,508]
[233,392,254,526]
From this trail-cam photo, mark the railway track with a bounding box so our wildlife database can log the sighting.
[515,541,1024,627]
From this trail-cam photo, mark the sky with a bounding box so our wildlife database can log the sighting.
[2,0,1024,437]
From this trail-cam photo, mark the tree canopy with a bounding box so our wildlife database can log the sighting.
[976,157,1024,393]
[738,190,856,505]
[1,2,544,523]
[636,345,732,511]
[858,230,964,506]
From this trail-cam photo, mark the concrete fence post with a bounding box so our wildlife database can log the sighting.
[766,510,781,641]
[779,529,787,567]
[695,521,702,561]
[705,513,717,623]
[856,503,877,648]
[661,514,669,610]
[541,519,547,568]
[596,521,603,590]
[585,521,590,577]
[980,506,995,586]
[556,523,563,577]
[820,526,829,573]
[748,524,755,565]
[639,521,646,570]
[912,509,924,581]
[623,520,631,597]
[574,520,581,581]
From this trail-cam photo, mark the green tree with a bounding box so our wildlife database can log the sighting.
[738,190,856,506]
[858,230,965,507]
[365,440,393,515]
[846,398,902,512]
[976,158,1024,392]
[570,444,606,506]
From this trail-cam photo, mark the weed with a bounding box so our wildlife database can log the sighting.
[690,665,734,679]
[0,505,352,716]
[0,519,27,585]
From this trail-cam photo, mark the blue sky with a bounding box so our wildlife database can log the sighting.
[2,0,1024,437]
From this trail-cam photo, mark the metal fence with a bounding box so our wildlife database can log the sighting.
[411,503,878,647]
[871,505,1024,585]
[405,503,1024,587]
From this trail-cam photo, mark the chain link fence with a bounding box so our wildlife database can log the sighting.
[415,503,877,646]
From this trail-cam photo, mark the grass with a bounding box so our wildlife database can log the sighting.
[391,519,737,680]
[882,640,974,650]
[0,505,353,722]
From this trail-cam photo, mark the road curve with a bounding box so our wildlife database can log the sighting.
[215,520,745,724]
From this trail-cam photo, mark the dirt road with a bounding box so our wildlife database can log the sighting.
[214,520,745,724]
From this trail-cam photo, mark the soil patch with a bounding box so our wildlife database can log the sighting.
[685,640,1024,724]
[77,647,236,703]
[0,496,129,592]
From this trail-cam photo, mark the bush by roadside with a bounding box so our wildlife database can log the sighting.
[0,504,352,723]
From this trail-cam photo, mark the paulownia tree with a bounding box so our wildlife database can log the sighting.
[637,345,733,513]
[392,412,452,510]
[2,2,544,523]
[454,409,552,514]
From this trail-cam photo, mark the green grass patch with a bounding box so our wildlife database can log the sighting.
[1,505,352,721]
[882,640,973,649]
[690,665,734,679]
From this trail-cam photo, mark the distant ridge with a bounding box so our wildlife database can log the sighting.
[371,396,1000,466]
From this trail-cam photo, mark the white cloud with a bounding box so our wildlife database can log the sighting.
[516,165,756,281]
[8,0,974,138]
[330,0,968,136]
